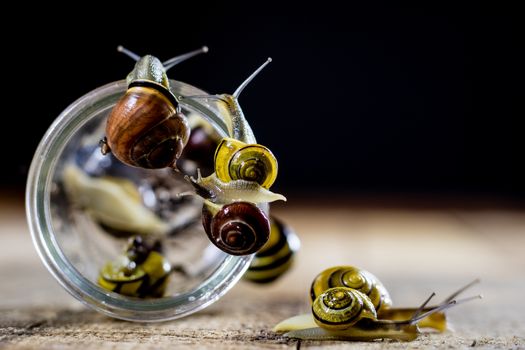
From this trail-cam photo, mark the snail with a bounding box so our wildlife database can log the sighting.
[178,58,285,255]
[102,45,208,169]
[274,266,481,341]
[98,235,171,298]
[243,217,300,283]
[284,286,479,341]
[180,58,279,189]
[62,164,169,235]
[185,170,285,255]
[310,266,392,314]
[214,137,278,189]
[309,266,480,332]
[201,201,270,255]
[186,169,286,205]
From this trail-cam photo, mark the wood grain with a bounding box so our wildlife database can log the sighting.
[1,194,524,349]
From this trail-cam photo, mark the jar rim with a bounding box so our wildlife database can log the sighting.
[25,79,253,321]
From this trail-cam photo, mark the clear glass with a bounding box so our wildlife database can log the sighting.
[25,80,255,322]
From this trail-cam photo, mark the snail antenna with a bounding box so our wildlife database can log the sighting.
[410,295,482,325]
[411,292,436,319]
[180,94,223,101]
[163,46,209,71]
[117,46,141,61]
[443,279,481,303]
[233,57,272,98]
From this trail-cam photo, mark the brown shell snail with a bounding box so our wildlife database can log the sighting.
[102,45,208,169]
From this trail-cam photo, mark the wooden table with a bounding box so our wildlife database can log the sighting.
[1,192,524,349]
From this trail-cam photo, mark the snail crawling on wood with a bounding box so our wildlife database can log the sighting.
[274,265,481,341]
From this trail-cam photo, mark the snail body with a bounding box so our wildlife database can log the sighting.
[244,217,300,283]
[62,164,168,235]
[188,171,286,205]
[103,46,208,169]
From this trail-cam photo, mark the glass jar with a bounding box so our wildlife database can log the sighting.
[25,80,256,321]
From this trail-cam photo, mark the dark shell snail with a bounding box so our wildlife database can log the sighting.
[103,46,207,169]
[202,201,270,255]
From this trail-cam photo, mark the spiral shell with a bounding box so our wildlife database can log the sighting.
[310,266,392,314]
[202,201,270,255]
[98,236,171,298]
[214,138,278,189]
[106,86,190,169]
[244,217,300,283]
[312,287,377,330]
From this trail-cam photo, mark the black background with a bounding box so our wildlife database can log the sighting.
[4,3,522,198]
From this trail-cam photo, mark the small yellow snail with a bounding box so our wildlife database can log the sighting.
[243,217,300,283]
[310,266,392,314]
[98,236,171,298]
[274,266,481,341]
[309,266,479,332]
[284,286,474,341]
[214,138,278,189]
[103,46,208,169]
[180,58,279,189]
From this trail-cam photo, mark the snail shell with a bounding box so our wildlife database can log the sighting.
[312,287,377,330]
[202,201,270,255]
[244,217,300,283]
[98,243,171,298]
[98,251,170,297]
[310,266,392,314]
[106,85,190,169]
[214,138,278,189]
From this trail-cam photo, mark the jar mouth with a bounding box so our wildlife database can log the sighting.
[26,80,253,321]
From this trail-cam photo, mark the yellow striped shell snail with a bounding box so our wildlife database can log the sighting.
[98,236,171,298]
[214,138,278,189]
[180,58,280,191]
[312,287,377,330]
[244,217,300,283]
[310,266,392,314]
[102,46,208,169]
[274,266,481,341]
